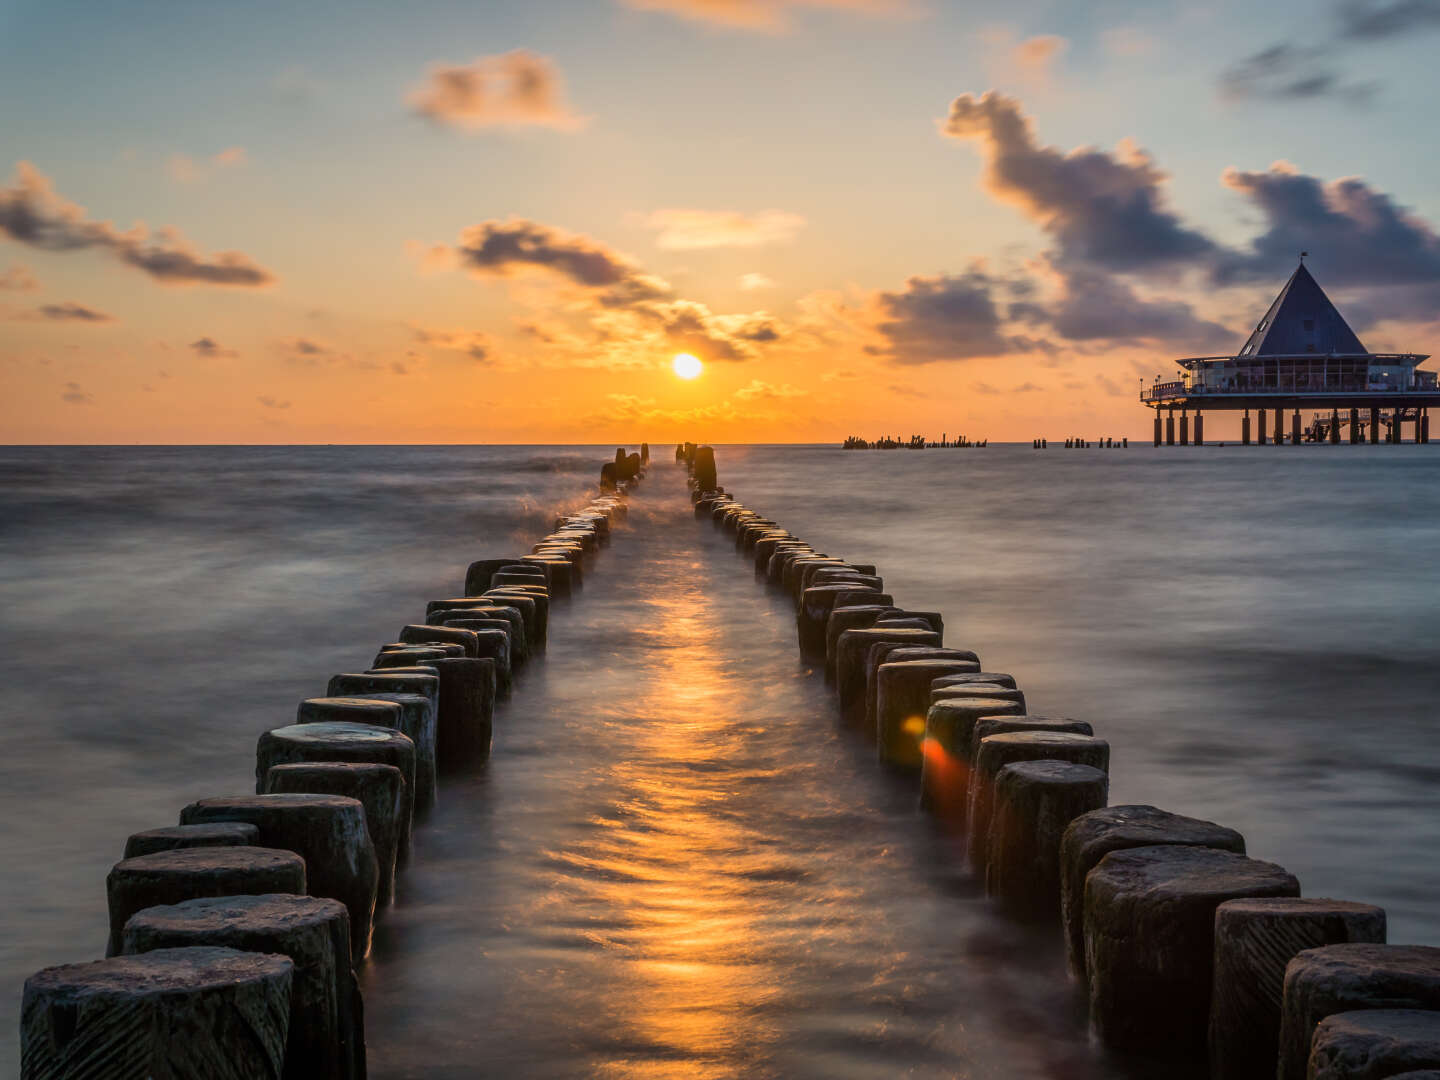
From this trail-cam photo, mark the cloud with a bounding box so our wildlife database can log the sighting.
[1220,1,1440,105]
[0,264,37,291]
[456,218,667,300]
[188,336,239,358]
[1216,163,1440,289]
[1220,44,1376,106]
[60,380,91,404]
[733,378,806,400]
[867,270,1040,363]
[639,208,805,249]
[257,395,291,409]
[1017,262,1233,348]
[278,337,337,365]
[820,368,857,381]
[1013,34,1067,75]
[167,147,247,184]
[409,50,584,131]
[1339,0,1440,39]
[414,326,494,363]
[0,162,275,287]
[941,92,1216,272]
[616,0,913,32]
[447,217,787,362]
[887,383,924,397]
[20,301,116,322]
[739,272,777,290]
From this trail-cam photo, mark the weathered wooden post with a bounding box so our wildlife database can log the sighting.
[1085,846,1299,1058]
[1278,944,1440,1080]
[22,947,294,1080]
[1305,1009,1440,1078]
[123,894,365,1080]
[263,761,405,908]
[106,847,306,956]
[1059,805,1246,979]
[987,761,1108,920]
[1243,409,1251,445]
[1210,897,1386,1080]
[123,823,260,859]
[179,794,378,960]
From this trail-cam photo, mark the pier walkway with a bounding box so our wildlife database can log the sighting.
[360,465,1118,1080]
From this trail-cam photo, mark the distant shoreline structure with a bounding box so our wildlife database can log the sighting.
[1143,259,1436,446]
[842,434,987,449]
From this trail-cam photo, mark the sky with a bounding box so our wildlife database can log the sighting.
[3,0,1440,443]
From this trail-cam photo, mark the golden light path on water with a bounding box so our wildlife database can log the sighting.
[362,465,1123,1079]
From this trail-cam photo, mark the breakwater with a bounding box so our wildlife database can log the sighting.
[684,443,1440,1078]
[19,444,651,1078]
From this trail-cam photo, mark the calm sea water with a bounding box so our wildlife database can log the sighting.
[3,443,1438,1078]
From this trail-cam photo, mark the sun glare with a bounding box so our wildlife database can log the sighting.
[672,353,703,379]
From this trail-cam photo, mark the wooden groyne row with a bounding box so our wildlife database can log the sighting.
[683,445,1440,1080]
[19,445,652,1080]
[842,434,988,449]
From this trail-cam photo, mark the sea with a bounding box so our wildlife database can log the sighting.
[3,443,1439,1078]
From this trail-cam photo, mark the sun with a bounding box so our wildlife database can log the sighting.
[672,353,703,379]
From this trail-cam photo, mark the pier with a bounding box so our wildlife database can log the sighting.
[20,441,1440,1078]
[1142,261,1437,446]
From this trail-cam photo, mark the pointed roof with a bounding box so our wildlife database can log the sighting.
[1238,262,1368,357]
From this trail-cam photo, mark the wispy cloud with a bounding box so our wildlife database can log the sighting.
[189,336,239,358]
[617,0,914,33]
[167,147,247,184]
[414,326,494,363]
[638,208,805,250]
[60,380,91,404]
[257,394,291,409]
[0,162,275,287]
[739,272,777,290]
[18,301,116,323]
[0,263,37,291]
[409,50,584,132]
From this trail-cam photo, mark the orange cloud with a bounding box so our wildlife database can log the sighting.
[618,0,913,32]
[166,146,247,184]
[409,51,584,131]
[0,263,37,291]
[1013,34,1067,75]
[639,208,805,250]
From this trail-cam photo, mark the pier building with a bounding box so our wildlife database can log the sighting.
[1141,261,1436,444]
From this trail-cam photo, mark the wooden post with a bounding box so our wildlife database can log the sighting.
[1371,406,1380,443]
[1274,408,1284,445]
[1166,408,1175,446]
[1424,409,1430,444]
[1195,412,1204,445]
[1153,415,1161,446]
[1291,409,1301,445]
[1350,407,1360,444]
[1330,408,1340,444]
[1258,408,1267,445]
[1179,410,1189,445]
[1242,411,1251,445]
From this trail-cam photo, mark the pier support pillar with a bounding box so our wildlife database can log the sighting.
[1274,408,1284,445]
[1291,409,1301,445]
[1165,408,1175,446]
[1258,408,1267,445]
[1179,410,1189,446]
[1242,411,1251,445]
[1350,407,1360,444]
[1330,409,1340,444]
[1195,412,1204,445]
[1417,411,1425,444]
[1424,410,1430,444]
[1371,406,1380,443]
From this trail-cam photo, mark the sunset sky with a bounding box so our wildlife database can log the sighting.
[3,0,1440,443]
